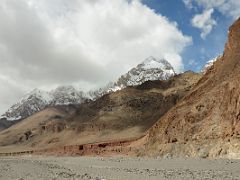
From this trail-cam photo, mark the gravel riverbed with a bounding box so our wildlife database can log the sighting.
[0,156,240,180]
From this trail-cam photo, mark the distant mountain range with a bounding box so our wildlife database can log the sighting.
[0,56,176,121]
[0,70,201,151]
[0,87,87,121]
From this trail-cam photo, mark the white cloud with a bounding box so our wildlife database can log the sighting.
[0,0,191,113]
[183,0,194,9]
[184,0,240,19]
[188,59,198,66]
[191,8,217,39]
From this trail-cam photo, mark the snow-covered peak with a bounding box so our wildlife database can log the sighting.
[50,85,86,105]
[1,89,51,121]
[140,56,174,71]
[118,56,175,86]
[52,85,76,93]
[90,56,176,99]
[1,86,87,121]
[24,88,52,103]
[201,56,220,74]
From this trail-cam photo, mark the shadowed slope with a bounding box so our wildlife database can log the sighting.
[0,71,200,153]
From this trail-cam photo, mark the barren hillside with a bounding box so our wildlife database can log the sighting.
[146,18,240,158]
[0,71,200,153]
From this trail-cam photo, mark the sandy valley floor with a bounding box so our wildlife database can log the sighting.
[0,156,240,180]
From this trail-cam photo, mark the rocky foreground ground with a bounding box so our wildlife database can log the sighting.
[0,156,240,180]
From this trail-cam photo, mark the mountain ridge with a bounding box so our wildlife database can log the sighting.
[1,56,176,122]
[0,71,201,152]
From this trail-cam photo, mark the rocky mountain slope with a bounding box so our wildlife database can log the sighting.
[146,18,240,158]
[0,57,175,122]
[0,119,20,132]
[89,57,176,98]
[0,71,201,152]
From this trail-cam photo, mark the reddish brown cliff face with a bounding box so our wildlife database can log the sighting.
[146,18,240,158]
[225,18,240,55]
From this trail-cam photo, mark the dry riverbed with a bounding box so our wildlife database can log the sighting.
[0,156,240,180]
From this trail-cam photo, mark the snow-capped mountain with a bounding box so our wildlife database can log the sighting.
[201,56,221,74]
[89,56,176,98]
[0,86,87,121]
[115,56,175,86]
[1,56,176,121]
[50,86,86,105]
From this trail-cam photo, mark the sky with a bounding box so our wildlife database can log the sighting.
[0,0,239,114]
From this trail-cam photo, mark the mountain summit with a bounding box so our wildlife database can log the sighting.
[89,56,176,98]
[0,86,87,121]
[116,56,175,87]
